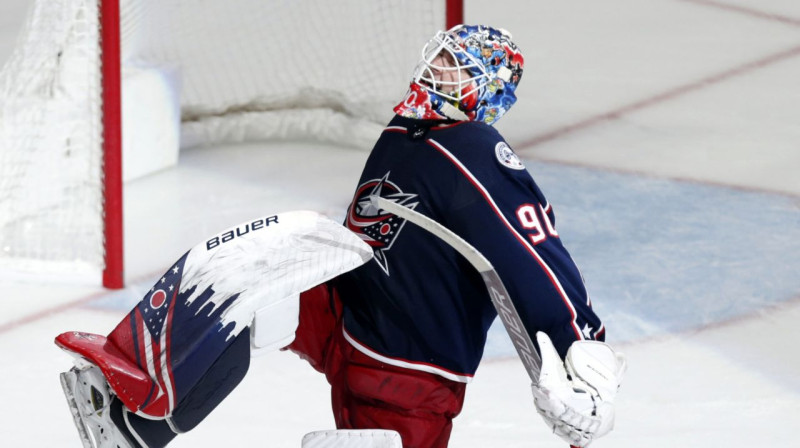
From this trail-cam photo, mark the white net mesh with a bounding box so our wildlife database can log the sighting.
[0,0,445,283]
[0,0,104,281]
[124,0,444,149]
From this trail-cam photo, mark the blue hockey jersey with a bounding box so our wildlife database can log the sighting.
[335,115,604,383]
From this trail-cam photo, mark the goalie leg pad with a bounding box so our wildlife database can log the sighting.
[302,430,402,448]
[57,210,372,420]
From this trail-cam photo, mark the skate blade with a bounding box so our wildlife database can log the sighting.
[60,370,96,448]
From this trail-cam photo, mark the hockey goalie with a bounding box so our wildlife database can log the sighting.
[55,209,625,448]
[56,23,627,448]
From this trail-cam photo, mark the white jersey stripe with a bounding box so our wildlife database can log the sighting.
[343,326,474,384]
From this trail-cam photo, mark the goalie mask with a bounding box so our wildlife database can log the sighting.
[394,24,524,125]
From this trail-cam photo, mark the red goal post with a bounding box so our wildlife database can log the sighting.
[101,0,123,288]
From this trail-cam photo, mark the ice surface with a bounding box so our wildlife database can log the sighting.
[1,0,798,446]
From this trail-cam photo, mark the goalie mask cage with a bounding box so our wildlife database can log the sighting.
[0,0,463,288]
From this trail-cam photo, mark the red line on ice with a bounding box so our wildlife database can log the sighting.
[516,44,800,152]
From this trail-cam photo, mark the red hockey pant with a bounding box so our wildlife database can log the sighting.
[286,284,466,448]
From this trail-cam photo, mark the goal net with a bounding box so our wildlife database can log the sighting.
[0,0,453,287]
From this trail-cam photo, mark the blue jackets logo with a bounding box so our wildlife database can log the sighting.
[346,172,418,275]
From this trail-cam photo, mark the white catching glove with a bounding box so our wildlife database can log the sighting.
[531,332,627,447]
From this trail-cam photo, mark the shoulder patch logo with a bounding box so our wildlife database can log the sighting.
[495,142,525,170]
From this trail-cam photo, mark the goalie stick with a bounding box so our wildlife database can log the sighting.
[369,196,542,382]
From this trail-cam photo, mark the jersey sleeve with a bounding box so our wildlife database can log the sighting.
[435,131,604,359]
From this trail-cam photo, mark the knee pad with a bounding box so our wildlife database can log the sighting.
[251,293,301,356]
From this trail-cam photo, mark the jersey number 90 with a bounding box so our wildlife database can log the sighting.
[516,204,559,245]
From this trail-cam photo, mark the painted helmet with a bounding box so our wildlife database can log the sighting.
[394,25,524,126]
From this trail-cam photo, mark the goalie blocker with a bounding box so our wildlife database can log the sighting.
[55,211,373,448]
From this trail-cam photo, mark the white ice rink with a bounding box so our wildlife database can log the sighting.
[2,0,799,447]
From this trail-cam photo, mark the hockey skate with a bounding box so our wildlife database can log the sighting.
[60,360,140,448]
